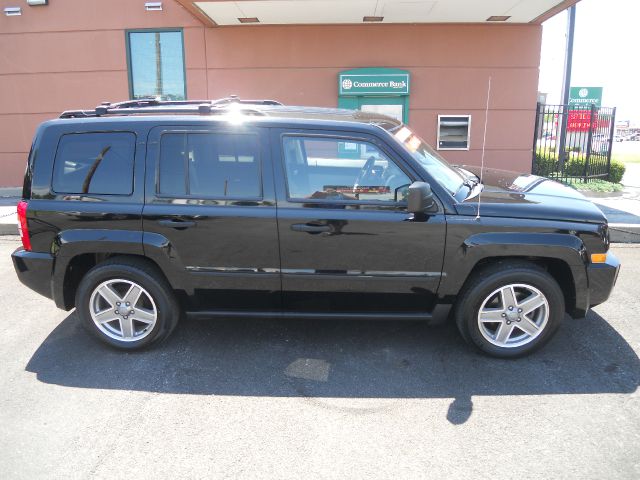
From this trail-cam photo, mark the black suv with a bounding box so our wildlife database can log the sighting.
[12,98,620,357]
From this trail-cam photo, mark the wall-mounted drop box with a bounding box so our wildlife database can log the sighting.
[437,115,471,150]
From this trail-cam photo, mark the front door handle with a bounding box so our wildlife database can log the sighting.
[157,219,196,229]
[291,223,331,233]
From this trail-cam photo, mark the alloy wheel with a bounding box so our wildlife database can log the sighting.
[477,283,550,348]
[88,278,158,342]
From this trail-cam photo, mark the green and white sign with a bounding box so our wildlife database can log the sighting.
[569,86,603,109]
[338,68,411,125]
[339,71,410,96]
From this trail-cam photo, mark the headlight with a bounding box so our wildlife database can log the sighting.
[601,223,610,250]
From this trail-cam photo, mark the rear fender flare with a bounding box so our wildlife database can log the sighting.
[141,231,191,293]
[52,229,145,308]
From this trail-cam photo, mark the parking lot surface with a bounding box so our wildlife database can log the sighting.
[0,237,638,479]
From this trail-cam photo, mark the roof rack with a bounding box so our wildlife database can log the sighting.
[59,95,283,119]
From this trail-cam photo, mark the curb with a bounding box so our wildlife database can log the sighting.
[609,224,640,244]
[0,224,17,236]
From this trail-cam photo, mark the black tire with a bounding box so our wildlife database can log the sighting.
[454,261,565,358]
[75,257,180,350]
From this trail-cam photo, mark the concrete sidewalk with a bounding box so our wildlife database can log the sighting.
[0,211,17,235]
[0,188,20,236]
[582,172,640,242]
[621,163,640,188]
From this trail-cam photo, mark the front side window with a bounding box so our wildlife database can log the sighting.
[158,133,261,199]
[127,30,185,100]
[282,136,411,203]
[52,132,136,195]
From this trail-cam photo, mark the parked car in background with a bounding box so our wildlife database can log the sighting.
[12,98,620,358]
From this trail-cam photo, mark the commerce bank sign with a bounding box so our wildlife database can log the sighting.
[568,86,603,109]
[339,73,410,95]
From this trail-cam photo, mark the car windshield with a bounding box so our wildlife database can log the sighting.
[385,125,465,195]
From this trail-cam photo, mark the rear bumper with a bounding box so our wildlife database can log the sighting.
[587,251,620,308]
[11,248,54,301]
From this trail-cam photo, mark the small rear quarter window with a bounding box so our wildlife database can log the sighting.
[52,132,136,195]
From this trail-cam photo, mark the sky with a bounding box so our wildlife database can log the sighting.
[538,0,640,124]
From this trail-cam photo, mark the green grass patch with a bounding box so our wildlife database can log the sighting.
[612,149,640,164]
[562,178,624,193]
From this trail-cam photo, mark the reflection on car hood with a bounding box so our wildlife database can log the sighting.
[458,166,607,224]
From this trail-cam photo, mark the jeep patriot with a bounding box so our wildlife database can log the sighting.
[11,97,620,357]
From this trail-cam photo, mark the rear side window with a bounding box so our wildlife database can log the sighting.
[52,132,136,195]
[158,132,261,198]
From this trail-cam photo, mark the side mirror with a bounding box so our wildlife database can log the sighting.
[407,181,436,213]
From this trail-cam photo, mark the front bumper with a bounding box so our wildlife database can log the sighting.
[11,248,54,301]
[587,251,620,308]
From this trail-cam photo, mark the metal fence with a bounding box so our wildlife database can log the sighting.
[532,103,616,182]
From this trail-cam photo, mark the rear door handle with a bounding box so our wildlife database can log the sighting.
[291,223,331,233]
[157,219,196,229]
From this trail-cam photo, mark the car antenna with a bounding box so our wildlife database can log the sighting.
[476,76,492,221]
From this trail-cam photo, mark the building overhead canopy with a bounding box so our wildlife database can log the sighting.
[179,0,579,26]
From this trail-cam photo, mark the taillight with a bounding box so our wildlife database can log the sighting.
[17,200,31,251]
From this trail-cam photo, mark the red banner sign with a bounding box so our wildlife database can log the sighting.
[567,109,594,132]
[567,109,611,132]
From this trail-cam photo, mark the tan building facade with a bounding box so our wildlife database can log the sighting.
[0,0,575,187]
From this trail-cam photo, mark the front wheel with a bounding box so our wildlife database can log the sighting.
[454,262,565,358]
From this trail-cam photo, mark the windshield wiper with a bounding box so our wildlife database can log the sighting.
[451,165,484,199]
[454,179,473,196]
[452,165,480,186]
[451,165,478,195]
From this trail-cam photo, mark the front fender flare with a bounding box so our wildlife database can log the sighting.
[439,232,589,313]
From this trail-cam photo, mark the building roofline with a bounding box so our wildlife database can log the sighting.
[175,0,580,28]
[530,0,581,24]
[174,0,217,26]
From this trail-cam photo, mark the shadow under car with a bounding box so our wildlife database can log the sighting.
[26,311,639,417]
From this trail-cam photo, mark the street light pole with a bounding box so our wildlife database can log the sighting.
[558,5,576,168]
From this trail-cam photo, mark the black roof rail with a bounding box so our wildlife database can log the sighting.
[101,98,216,109]
[211,95,283,106]
[60,105,270,118]
[59,96,283,118]
[59,110,95,119]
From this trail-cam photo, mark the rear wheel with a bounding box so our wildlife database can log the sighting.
[455,262,565,358]
[75,258,179,350]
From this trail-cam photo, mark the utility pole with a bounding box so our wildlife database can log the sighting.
[557,5,576,168]
[155,32,163,98]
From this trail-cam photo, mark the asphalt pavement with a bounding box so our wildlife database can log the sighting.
[0,236,638,479]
